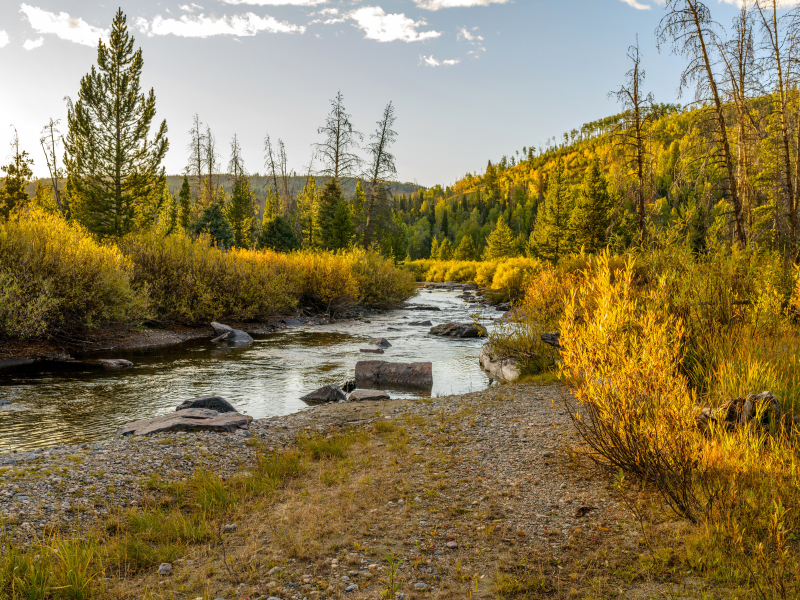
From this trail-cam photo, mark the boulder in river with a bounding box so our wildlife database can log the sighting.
[369,338,392,348]
[403,304,441,312]
[300,385,346,405]
[355,360,433,388]
[479,345,520,383]
[408,320,433,327]
[429,323,487,338]
[347,389,391,402]
[176,395,237,413]
[210,322,254,344]
[115,408,248,438]
[82,359,134,369]
[360,348,385,354]
[282,318,303,327]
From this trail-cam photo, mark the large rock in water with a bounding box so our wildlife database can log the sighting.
[347,389,391,402]
[355,361,432,388]
[210,322,254,344]
[176,395,237,413]
[300,385,346,405]
[369,338,392,348]
[479,345,520,383]
[429,323,487,338]
[115,408,248,438]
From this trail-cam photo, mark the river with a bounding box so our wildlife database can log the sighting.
[0,290,498,452]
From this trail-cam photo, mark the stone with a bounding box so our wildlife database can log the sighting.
[341,379,356,393]
[408,320,433,327]
[479,345,520,383]
[403,304,441,312]
[743,391,781,425]
[222,523,237,533]
[360,348,385,354]
[210,322,254,345]
[282,318,303,327]
[115,408,248,438]
[158,562,172,576]
[446,541,458,549]
[0,400,10,407]
[82,358,134,369]
[347,390,391,402]
[414,583,429,590]
[429,323,487,338]
[369,338,392,348]
[345,584,358,592]
[267,566,283,576]
[176,395,237,413]
[300,385,346,405]
[541,332,562,349]
[355,361,433,388]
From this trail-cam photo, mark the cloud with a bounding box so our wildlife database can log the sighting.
[221,0,327,5]
[0,31,8,48]
[23,37,44,50]
[620,0,651,9]
[414,0,509,10]
[179,3,204,12]
[350,6,440,42]
[136,12,305,37]
[19,4,109,47]
[457,25,485,57]
[420,54,460,66]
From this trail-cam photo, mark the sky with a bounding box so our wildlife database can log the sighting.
[0,0,781,187]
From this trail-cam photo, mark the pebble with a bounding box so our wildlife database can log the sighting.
[157,563,172,576]
[345,584,358,592]
[414,582,429,590]
[267,566,283,576]
[222,523,237,533]
[446,541,458,549]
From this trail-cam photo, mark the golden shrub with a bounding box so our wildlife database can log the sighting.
[490,257,541,293]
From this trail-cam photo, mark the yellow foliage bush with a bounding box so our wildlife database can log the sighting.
[444,262,478,283]
[291,250,359,313]
[345,248,417,309]
[475,261,500,288]
[490,257,541,292]
[0,209,148,338]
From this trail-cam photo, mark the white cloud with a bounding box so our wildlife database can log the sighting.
[23,37,44,50]
[179,3,204,12]
[620,0,651,9]
[420,54,460,67]
[0,31,9,48]
[136,12,305,37]
[457,26,482,43]
[350,6,440,42]
[221,0,327,5]
[414,0,509,10]
[19,4,109,47]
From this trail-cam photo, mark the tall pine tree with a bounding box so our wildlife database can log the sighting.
[484,215,516,259]
[227,176,255,248]
[0,131,34,219]
[570,157,610,254]
[530,159,572,261]
[178,175,192,229]
[65,9,168,237]
[314,178,348,250]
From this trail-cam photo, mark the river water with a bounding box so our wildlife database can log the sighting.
[0,290,497,452]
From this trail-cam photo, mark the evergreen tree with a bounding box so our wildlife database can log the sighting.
[454,235,477,260]
[484,215,516,259]
[227,175,255,248]
[329,199,356,250]
[178,175,192,229]
[64,9,168,237]
[315,178,347,250]
[530,159,572,261]
[264,187,280,222]
[0,134,34,219]
[257,215,299,252]
[383,213,408,262]
[430,237,440,259]
[31,180,59,214]
[440,208,450,238]
[570,158,610,253]
[296,177,317,248]
[192,203,233,248]
[351,180,367,242]
[438,237,454,260]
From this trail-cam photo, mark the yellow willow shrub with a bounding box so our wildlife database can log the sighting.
[490,257,541,295]
[291,250,360,314]
[120,230,297,323]
[345,248,416,308]
[560,254,706,521]
[0,209,149,338]
[475,261,500,288]
[444,262,478,283]
[424,261,450,282]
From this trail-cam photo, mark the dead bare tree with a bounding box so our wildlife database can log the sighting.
[315,91,362,184]
[186,113,205,203]
[39,118,64,215]
[657,0,747,244]
[203,124,219,206]
[363,102,398,250]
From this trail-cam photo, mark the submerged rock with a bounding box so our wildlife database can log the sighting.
[429,323,487,338]
[115,408,248,438]
[360,348,385,354]
[176,395,237,413]
[210,322,254,344]
[369,338,392,348]
[355,361,433,388]
[408,320,433,327]
[300,385,346,405]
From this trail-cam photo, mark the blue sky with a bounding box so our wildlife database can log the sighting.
[0,0,766,186]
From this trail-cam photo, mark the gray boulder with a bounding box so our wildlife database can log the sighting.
[176,395,237,413]
[115,408,248,438]
[360,348,385,354]
[369,338,392,348]
[347,389,391,402]
[300,385,346,405]
[541,332,562,349]
[408,320,433,326]
[429,323,487,338]
[210,322,254,344]
[355,361,433,388]
[479,345,520,383]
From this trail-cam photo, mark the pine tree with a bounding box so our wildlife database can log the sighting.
[0,132,34,219]
[264,187,280,222]
[438,237,454,260]
[296,177,317,248]
[64,9,168,237]
[178,175,192,229]
[454,235,477,260]
[570,158,610,253]
[329,199,355,250]
[227,175,255,248]
[192,203,233,248]
[484,215,516,259]
[430,237,440,259]
[315,178,347,250]
[440,208,449,238]
[351,180,367,242]
[530,159,572,261]
[257,215,299,252]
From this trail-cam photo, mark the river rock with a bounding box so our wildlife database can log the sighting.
[408,320,433,326]
[347,389,391,402]
[360,348,385,354]
[479,345,520,382]
[210,322,254,344]
[0,400,10,407]
[369,338,392,348]
[355,361,433,388]
[300,385,346,405]
[541,332,561,349]
[403,304,441,311]
[282,318,303,327]
[341,379,356,393]
[176,395,237,413]
[429,323,487,338]
[82,359,134,369]
[115,408,248,438]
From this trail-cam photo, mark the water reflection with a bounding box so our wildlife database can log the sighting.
[0,290,495,451]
